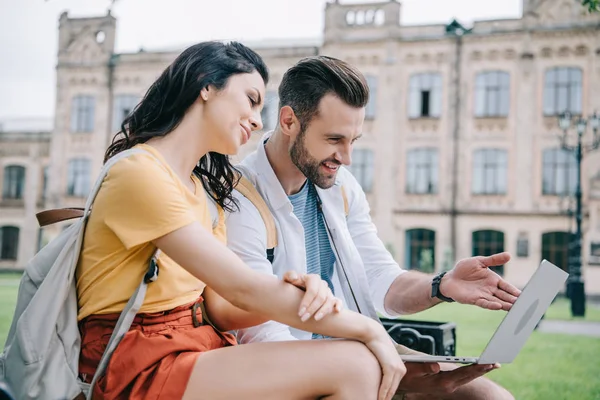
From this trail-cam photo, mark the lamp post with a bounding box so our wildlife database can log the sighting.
[558,110,600,317]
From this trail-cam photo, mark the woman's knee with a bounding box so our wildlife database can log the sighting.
[330,340,381,397]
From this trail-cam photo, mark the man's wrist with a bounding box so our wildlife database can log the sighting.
[432,271,455,303]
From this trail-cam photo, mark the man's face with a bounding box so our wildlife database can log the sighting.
[290,94,364,189]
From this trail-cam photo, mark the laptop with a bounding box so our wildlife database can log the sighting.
[399,259,569,364]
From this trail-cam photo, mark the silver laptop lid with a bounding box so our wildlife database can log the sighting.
[478,260,569,364]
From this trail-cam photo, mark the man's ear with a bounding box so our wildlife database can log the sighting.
[279,106,301,139]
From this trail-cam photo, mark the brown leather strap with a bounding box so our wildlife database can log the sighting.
[36,208,85,227]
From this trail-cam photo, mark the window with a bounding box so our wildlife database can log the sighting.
[541,232,572,273]
[365,75,377,119]
[406,148,438,194]
[71,95,95,133]
[405,229,436,271]
[113,94,138,131]
[67,159,91,197]
[408,73,442,118]
[347,148,374,192]
[472,149,507,195]
[543,67,582,116]
[0,226,19,260]
[260,91,279,132]
[475,71,510,117]
[542,148,577,196]
[2,165,25,200]
[472,230,505,275]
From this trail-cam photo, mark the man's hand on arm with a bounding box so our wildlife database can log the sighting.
[282,271,343,321]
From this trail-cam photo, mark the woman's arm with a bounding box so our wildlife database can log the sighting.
[204,272,343,332]
[153,221,379,341]
[203,287,267,331]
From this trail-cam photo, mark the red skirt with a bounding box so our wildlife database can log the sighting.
[78,297,236,400]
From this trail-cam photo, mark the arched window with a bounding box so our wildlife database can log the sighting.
[0,226,20,260]
[541,232,572,273]
[472,230,505,275]
[3,165,25,199]
[405,229,436,272]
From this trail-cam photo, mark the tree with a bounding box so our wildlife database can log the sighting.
[582,0,600,13]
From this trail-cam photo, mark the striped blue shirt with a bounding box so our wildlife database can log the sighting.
[289,182,336,339]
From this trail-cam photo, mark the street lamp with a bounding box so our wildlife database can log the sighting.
[558,110,600,317]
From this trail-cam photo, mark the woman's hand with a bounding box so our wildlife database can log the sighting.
[282,271,343,322]
[363,321,407,400]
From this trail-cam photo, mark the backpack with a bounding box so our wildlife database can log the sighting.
[0,148,164,400]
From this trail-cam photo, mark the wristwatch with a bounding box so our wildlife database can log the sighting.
[431,271,455,302]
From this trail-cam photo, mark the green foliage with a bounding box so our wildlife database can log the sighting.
[582,0,600,13]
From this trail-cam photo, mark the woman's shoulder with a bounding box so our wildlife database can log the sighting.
[108,145,169,176]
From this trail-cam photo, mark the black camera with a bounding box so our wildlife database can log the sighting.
[380,318,457,356]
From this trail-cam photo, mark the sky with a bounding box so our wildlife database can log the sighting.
[0,0,522,123]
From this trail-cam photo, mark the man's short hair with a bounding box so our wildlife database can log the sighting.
[278,56,369,131]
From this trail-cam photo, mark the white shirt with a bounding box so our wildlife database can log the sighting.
[226,134,406,342]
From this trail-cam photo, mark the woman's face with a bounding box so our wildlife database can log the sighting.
[202,71,266,155]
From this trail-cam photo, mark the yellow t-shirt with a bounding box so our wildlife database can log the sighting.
[76,144,226,321]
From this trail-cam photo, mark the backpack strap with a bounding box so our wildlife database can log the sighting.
[36,207,84,227]
[86,249,161,400]
[340,185,349,217]
[82,149,166,399]
[235,176,278,263]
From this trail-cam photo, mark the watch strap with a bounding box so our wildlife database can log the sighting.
[431,271,455,302]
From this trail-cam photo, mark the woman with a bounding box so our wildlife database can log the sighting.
[76,41,405,400]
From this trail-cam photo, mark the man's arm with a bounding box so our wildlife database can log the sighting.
[384,271,442,315]
[225,191,299,343]
[346,173,517,314]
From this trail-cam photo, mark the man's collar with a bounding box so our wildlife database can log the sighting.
[253,131,294,211]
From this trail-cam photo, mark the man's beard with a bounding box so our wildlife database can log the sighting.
[290,130,340,189]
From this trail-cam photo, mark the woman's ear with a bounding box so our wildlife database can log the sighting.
[200,86,209,102]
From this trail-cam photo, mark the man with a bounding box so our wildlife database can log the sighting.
[226,55,519,399]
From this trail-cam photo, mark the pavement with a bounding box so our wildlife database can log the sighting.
[537,319,600,337]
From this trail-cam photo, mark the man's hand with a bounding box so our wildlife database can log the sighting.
[440,252,522,311]
[397,362,499,395]
[282,271,343,321]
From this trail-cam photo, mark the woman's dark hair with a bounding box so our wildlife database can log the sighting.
[105,41,269,211]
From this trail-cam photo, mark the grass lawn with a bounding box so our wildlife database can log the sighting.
[543,296,600,322]
[1,272,599,399]
[406,301,600,400]
[0,273,21,347]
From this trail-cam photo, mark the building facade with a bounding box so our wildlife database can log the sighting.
[3,0,600,294]
[0,119,52,270]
